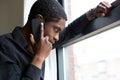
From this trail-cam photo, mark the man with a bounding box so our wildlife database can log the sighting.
[0,0,111,80]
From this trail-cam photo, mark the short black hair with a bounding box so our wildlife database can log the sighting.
[28,0,67,22]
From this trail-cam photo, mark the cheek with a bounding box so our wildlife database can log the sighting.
[44,27,54,38]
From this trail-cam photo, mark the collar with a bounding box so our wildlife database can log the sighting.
[12,26,28,49]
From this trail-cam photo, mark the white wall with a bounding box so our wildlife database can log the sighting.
[0,0,24,35]
[24,0,37,25]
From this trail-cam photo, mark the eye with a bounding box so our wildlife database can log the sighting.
[54,27,60,33]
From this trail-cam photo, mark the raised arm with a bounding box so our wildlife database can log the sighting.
[53,1,111,48]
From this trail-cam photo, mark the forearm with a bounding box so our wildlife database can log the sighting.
[31,54,45,69]
[86,9,97,21]
[53,14,91,48]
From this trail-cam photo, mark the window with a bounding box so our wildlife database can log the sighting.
[64,22,120,80]
[24,0,36,25]
[59,0,119,80]
[64,0,115,23]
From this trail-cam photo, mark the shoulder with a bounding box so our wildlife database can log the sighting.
[0,33,16,63]
[0,33,13,47]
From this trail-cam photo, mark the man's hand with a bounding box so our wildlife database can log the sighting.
[30,23,52,69]
[86,1,112,20]
[94,1,112,17]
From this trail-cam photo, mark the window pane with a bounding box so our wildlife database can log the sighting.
[64,25,120,80]
[63,1,117,80]
[64,0,115,23]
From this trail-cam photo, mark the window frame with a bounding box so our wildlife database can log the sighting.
[56,1,120,80]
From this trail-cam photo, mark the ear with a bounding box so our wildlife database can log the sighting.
[35,14,43,19]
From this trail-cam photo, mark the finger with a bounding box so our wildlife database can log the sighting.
[100,1,111,8]
[103,1,111,8]
[97,13,105,17]
[46,36,52,48]
[100,1,111,13]
[40,23,44,39]
[30,34,36,46]
[45,36,50,43]
[45,36,52,48]
[97,4,107,13]
[45,36,52,45]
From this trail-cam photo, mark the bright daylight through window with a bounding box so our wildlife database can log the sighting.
[63,0,119,80]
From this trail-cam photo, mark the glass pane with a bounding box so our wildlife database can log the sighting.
[64,0,115,23]
[44,49,57,80]
[64,25,120,80]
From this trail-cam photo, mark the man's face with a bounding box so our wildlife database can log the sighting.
[44,18,66,44]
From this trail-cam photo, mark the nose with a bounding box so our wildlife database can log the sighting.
[54,34,59,42]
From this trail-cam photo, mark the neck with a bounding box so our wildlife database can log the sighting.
[21,21,32,42]
[21,21,35,54]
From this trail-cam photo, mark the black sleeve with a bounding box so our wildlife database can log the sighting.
[0,38,44,80]
[53,14,91,48]
[0,62,43,80]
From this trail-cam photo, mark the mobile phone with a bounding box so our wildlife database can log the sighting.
[32,18,43,42]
